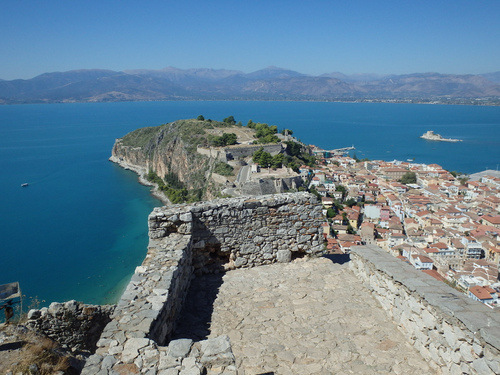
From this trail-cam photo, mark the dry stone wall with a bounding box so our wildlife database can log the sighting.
[350,245,500,375]
[26,301,114,353]
[83,192,324,374]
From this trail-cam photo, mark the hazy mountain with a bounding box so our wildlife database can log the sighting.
[480,71,500,84]
[320,72,386,83]
[124,67,243,82]
[245,66,306,80]
[0,67,499,104]
[358,73,500,98]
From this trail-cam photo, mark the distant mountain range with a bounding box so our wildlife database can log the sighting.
[0,66,499,104]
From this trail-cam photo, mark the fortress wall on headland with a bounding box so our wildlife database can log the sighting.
[224,143,283,160]
[350,245,500,375]
[197,143,283,162]
[240,176,304,196]
[83,192,324,374]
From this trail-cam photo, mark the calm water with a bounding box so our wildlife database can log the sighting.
[0,101,499,307]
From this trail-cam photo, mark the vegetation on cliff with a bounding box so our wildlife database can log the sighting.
[119,119,233,202]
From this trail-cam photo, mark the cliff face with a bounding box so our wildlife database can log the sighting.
[110,120,217,199]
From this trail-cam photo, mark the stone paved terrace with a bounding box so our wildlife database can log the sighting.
[174,256,435,375]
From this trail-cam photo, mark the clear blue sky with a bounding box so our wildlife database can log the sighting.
[1,0,499,79]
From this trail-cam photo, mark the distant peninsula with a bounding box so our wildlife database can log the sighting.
[109,116,315,203]
[420,130,462,142]
[1,67,499,105]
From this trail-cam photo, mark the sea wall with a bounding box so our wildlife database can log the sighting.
[83,192,324,374]
[350,245,500,375]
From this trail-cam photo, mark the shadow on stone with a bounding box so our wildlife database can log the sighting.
[0,341,25,351]
[171,272,225,341]
[323,253,350,265]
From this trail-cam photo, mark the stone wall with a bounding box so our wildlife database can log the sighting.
[240,176,303,196]
[83,192,324,374]
[350,245,500,375]
[26,301,114,353]
[224,143,283,160]
[151,192,324,273]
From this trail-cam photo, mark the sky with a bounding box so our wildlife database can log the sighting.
[1,0,499,80]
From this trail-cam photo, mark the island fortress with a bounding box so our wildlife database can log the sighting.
[77,192,500,375]
[420,130,462,142]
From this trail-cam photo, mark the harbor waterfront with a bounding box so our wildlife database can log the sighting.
[0,101,499,306]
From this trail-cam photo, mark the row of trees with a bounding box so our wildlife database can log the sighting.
[247,120,280,143]
[208,132,238,147]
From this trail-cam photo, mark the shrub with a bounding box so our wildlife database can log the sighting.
[213,162,234,176]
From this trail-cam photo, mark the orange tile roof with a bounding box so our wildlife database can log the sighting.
[469,286,495,300]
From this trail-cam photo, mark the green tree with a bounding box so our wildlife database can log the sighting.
[281,128,293,136]
[256,134,280,144]
[399,171,417,184]
[284,141,301,157]
[209,132,238,147]
[213,161,234,176]
[326,208,335,218]
[259,151,273,168]
[345,198,357,207]
[197,115,205,121]
[271,153,285,168]
[252,147,264,163]
[223,116,236,125]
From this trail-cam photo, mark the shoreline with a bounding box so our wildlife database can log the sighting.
[109,155,170,206]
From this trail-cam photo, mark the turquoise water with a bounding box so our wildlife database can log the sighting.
[0,101,499,306]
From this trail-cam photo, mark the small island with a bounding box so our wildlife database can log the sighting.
[420,130,462,142]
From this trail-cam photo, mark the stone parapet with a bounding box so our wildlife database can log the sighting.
[83,192,324,374]
[350,245,500,375]
[25,301,114,354]
[149,192,324,273]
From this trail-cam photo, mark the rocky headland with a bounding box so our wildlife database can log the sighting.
[110,118,310,202]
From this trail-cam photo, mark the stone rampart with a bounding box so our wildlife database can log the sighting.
[350,245,500,375]
[240,175,303,196]
[83,192,324,374]
[224,143,283,160]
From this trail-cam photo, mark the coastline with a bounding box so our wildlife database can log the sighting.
[109,155,170,205]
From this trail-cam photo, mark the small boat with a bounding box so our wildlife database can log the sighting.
[21,183,28,187]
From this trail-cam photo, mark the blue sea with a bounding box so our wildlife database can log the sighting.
[0,101,499,307]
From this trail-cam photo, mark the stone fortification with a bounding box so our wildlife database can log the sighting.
[350,245,500,375]
[239,175,303,196]
[26,301,114,353]
[83,192,324,374]
[223,143,283,160]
